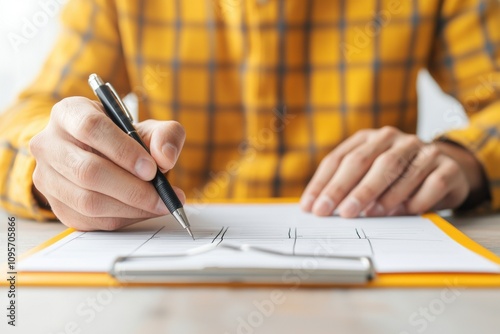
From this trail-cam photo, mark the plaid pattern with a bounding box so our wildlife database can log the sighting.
[1,0,500,220]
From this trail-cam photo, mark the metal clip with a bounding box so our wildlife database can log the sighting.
[105,82,134,123]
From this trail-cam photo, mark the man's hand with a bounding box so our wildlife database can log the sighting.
[30,96,186,231]
[301,126,488,218]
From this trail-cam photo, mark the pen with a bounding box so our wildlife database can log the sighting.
[88,73,194,240]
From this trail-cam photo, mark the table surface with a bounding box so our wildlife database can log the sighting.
[1,211,499,334]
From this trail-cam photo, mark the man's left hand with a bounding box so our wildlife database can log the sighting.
[301,126,488,217]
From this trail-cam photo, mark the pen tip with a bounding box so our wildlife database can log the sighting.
[186,227,195,241]
[172,208,195,240]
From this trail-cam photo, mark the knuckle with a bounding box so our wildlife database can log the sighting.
[53,97,96,129]
[410,147,436,171]
[423,144,441,159]
[169,121,186,140]
[76,191,102,216]
[52,97,80,118]
[32,166,44,190]
[429,173,449,192]
[355,128,369,138]
[68,153,98,186]
[379,126,398,139]
[29,133,44,155]
[322,152,341,168]
[378,151,402,170]
[124,186,148,208]
[51,98,68,116]
[76,113,105,142]
[403,136,421,148]
[326,184,349,203]
[444,160,461,175]
[406,163,425,180]
[345,151,370,165]
[357,184,378,200]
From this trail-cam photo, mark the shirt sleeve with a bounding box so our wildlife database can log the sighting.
[0,0,130,220]
[428,0,500,210]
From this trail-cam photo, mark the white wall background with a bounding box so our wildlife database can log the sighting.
[0,0,469,142]
[0,0,62,109]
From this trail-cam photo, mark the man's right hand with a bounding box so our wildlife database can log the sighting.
[30,96,186,231]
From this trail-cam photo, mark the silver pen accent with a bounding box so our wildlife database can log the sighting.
[173,208,194,240]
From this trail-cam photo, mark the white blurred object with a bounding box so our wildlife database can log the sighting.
[417,70,469,141]
[0,0,63,108]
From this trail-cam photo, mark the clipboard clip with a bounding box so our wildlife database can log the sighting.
[110,243,376,285]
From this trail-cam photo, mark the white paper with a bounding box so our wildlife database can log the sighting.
[18,204,500,274]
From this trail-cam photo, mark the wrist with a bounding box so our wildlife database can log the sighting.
[434,140,490,209]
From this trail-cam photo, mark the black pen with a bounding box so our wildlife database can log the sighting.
[88,74,194,240]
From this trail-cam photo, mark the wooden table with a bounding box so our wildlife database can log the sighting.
[1,211,499,334]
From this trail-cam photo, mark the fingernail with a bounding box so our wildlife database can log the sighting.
[135,158,156,180]
[155,197,169,215]
[339,197,361,217]
[300,194,316,210]
[312,195,335,216]
[162,143,178,168]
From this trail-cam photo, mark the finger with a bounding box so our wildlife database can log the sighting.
[50,186,185,231]
[387,202,408,216]
[36,164,164,219]
[365,143,438,217]
[136,120,186,172]
[430,175,469,211]
[301,130,370,211]
[312,127,399,216]
[337,135,422,218]
[39,133,187,216]
[364,201,409,217]
[52,97,158,181]
[46,139,170,215]
[406,159,467,214]
[432,194,461,211]
[171,185,187,204]
[48,139,187,212]
[47,197,142,231]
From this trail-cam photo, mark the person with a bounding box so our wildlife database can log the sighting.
[0,0,499,231]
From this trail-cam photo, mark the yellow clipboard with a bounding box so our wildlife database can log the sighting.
[4,200,500,288]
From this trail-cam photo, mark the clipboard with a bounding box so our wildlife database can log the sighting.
[4,200,500,288]
[110,243,375,284]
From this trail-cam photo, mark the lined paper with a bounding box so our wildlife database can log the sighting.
[18,204,500,274]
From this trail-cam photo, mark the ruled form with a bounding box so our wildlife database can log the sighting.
[18,204,500,274]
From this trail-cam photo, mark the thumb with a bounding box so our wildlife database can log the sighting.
[135,120,186,172]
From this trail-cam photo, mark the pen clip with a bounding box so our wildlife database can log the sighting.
[105,82,134,123]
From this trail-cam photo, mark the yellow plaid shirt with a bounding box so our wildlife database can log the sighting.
[1,0,500,220]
